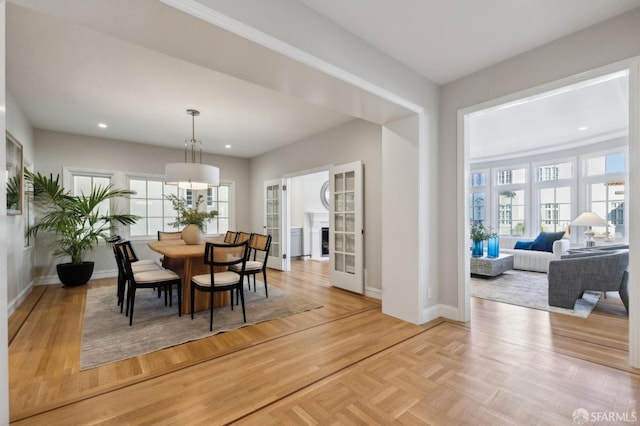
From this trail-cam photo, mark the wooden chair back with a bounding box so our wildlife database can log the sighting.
[157,231,182,241]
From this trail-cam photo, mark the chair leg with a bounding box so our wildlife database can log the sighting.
[129,286,136,326]
[239,284,246,323]
[168,283,173,307]
[252,274,256,292]
[263,269,268,298]
[125,282,132,316]
[120,279,127,314]
[190,285,195,320]
[209,290,215,332]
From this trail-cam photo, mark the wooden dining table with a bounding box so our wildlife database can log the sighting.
[147,237,227,314]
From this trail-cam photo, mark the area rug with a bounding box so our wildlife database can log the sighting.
[471,270,600,318]
[80,284,322,370]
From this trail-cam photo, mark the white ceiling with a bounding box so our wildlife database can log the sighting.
[469,72,630,161]
[6,0,640,158]
[298,0,640,85]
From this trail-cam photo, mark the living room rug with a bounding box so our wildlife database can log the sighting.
[471,270,600,318]
[80,284,322,370]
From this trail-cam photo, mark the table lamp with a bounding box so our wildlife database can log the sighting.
[571,212,607,247]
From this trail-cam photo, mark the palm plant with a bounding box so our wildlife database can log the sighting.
[25,170,139,265]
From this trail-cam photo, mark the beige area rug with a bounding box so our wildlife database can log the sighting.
[80,284,322,370]
[471,270,600,318]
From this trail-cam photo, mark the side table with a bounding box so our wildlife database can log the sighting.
[470,253,514,277]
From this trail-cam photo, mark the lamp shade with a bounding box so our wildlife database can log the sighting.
[165,162,220,190]
[570,212,607,227]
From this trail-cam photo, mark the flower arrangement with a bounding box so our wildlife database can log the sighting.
[470,223,497,242]
[166,194,217,232]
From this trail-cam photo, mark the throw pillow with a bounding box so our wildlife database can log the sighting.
[530,231,566,253]
[514,241,533,250]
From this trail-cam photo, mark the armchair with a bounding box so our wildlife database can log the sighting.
[548,249,629,312]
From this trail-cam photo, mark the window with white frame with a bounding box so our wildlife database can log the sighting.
[535,161,572,233]
[206,184,231,235]
[584,151,626,240]
[469,171,487,226]
[128,178,180,237]
[539,186,571,233]
[72,174,112,216]
[498,190,525,235]
[495,166,527,236]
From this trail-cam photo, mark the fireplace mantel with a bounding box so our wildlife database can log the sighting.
[307,212,328,260]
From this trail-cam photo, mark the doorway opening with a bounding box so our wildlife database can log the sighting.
[460,66,633,350]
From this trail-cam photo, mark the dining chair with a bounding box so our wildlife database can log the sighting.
[157,231,183,240]
[223,231,237,244]
[190,241,249,331]
[110,235,162,310]
[230,233,272,297]
[235,231,252,244]
[115,240,182,326]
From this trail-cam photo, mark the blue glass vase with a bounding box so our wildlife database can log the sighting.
[471,240,484,257]
[487,236,499,258]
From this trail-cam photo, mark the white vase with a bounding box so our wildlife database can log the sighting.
[182,224,203,245]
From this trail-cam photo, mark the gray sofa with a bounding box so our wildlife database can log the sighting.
[547,249,629,311]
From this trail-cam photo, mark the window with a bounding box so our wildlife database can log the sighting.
[584,150,626,241]
[206,184,231,235]
[586,152,625,176]
[72,174,111,216]
[589,181,625,239]
[539,186,571,232]
[469,171,488,226]
[470,172,487,187]
[537,162,571,182]
[469,193,485,226]
[129,178,179,237]
[496,168,526,185]
[498,190,525,235]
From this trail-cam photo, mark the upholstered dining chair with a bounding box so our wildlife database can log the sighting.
[157,231,183,240]
[157,230,185,273]
[223,231,238,244]
[115,240,182,326]
[110,235,161,310]
[230,233,272,298]
[190,241,249,331]
[235,231,252,244]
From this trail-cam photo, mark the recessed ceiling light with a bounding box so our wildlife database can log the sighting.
[578,126,588,131]
[225,144,231,149]
[98,123,108,129]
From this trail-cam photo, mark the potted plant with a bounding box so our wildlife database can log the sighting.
[166,194,218,244]
[26,171,139,286]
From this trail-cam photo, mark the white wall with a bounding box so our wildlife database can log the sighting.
[32,129,251,283]
[439,8,640,309]
[0,2,9,422]
[6,90,35,314]
[183,0,439,320]
[251,119,383,293]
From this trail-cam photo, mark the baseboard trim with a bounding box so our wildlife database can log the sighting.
[365,286,381,300]
[35,269,118,286]
[422,304,462,323]
[8,281,35,316]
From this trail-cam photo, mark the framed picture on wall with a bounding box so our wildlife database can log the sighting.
[6,132,23,215]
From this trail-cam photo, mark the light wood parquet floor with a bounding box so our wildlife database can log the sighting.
[8,259,638,425]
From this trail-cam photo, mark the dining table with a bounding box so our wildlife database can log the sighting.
[147,237,227,314]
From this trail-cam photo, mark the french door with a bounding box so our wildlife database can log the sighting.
[264,178,287,270]
[329,161,363,294]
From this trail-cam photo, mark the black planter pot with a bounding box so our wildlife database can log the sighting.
[56,261,95,287]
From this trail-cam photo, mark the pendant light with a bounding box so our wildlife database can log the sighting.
[165,109,220,190]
